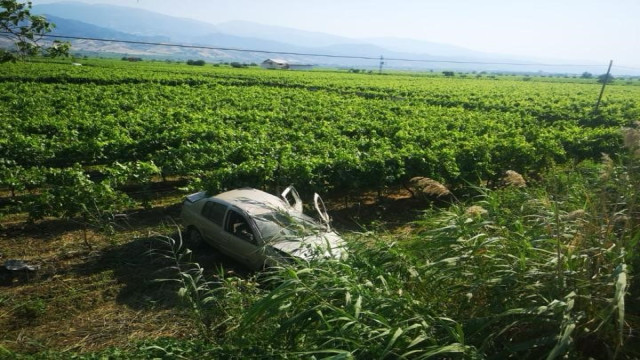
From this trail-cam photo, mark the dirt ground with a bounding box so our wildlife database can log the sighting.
[0,185,437,353]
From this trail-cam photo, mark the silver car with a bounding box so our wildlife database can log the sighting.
[180,186,345,270]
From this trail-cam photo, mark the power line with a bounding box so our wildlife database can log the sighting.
[37,33,611,68]
[615,65,640,71]
[41,34,380,60]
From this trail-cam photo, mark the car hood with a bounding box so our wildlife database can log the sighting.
[268,231,346,260]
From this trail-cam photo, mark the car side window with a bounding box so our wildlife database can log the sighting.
[225,210,257,245]
[201,201,227,226]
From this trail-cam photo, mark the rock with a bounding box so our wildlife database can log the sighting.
[1,260,40,285]
[4,260,40,271]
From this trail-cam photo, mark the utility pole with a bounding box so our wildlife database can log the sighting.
[379,55,384,74]
[593,60,613,115]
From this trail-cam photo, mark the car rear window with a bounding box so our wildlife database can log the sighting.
[202,201,227,226]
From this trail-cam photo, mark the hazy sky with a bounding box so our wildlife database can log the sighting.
[31,0,640,68]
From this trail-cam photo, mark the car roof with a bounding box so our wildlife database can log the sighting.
[213,188,289,216]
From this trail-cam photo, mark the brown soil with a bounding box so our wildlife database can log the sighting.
[0,184,440,354]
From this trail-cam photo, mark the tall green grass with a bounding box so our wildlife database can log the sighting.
[10,127,638,359]
[139,130,637,359]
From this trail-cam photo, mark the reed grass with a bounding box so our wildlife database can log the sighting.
[138,144,637,358]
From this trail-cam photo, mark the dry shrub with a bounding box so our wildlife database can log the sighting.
[563,209,586,221]
[464,205,488,217]
[600,153,614,181]
[408,177,451,198]
[503,170,526,187]
[623,122,640,157]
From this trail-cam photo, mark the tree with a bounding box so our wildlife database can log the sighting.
[0,0,70,62]
[597,73,614,84]
[581,72,593,79]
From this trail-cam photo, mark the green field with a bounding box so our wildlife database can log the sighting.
[2,60,638,197]
[1,59,639,358]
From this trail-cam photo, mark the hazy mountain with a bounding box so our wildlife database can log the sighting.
[32,2,218,42]
[47,15,170,42]
[24,2,624,74]
[216,22,501,61]
[32,2,502,61]
[191,32,316,54]
[363,37,499,60]
[216,21,355,48]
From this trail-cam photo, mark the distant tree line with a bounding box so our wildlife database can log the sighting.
[121,57,142,62]
[186,59,206,66]
[348,69,374,74]
[597,73,615,84]
[184,60,261,67]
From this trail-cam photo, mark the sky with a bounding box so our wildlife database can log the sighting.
[31,0,640,68]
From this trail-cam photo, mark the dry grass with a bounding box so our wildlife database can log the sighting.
[8,303,193,353]
[408,176,451,197]
[600,153,615,181]
[623,123,640,158]
[563,209,586,221]
[0,195,195,354]
[503,170,527,187]
[0,184,438,354]
[464,205,488,217]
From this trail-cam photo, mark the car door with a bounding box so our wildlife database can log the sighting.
[198,200,230,250]
[314,193,331,230]
[281,186,303,213]
[220,208,267,270]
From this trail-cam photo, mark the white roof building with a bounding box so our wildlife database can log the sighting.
[261,59,314,70]
[261,59,290,69]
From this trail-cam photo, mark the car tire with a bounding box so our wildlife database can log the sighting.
[188,227,203,249]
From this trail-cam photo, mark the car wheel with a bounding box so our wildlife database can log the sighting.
[188,228,203,249]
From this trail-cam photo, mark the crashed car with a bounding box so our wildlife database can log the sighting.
[180,186,345,270]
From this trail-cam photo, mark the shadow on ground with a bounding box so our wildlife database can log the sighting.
[2,217,86,241]
[70,233,250,311]
[330,195,448,232]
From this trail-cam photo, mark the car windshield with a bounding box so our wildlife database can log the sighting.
[253,210,325,242]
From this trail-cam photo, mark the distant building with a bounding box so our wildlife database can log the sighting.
[261,59,314,70]
[261,59,289,69]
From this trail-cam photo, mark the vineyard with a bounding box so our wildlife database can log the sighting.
[2,60,639,218]
[1,59,639,358]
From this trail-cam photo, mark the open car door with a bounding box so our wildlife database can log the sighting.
[314,193,331,230]
[281,185,303,213]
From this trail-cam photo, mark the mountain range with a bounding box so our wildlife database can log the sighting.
[23,1,615,74]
